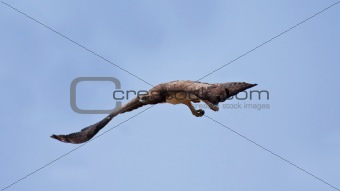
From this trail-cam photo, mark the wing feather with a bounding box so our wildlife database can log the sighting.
[51,97,150,144]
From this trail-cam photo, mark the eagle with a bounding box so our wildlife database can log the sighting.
[51,80,257,144]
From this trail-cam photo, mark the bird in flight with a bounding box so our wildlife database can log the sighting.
[51,80,257,144]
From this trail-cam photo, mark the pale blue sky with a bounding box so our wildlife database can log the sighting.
[1,1,340,191]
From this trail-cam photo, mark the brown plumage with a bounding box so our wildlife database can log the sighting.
[51,80,257,144]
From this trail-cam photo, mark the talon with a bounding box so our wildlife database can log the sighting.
[194,109,205,117]
[211,105,219,111]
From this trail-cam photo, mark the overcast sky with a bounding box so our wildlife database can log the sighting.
[1,1,340,191]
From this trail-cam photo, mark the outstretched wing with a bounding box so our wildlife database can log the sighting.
[51,97,152,144]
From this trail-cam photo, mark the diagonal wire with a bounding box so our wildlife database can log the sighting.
[204,114,340,191]
[172,0,340,101]
[195,0,340,82]
[0,1,153,87]
[0,105,155,191]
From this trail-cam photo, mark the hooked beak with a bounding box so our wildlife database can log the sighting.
[224,82,257,97]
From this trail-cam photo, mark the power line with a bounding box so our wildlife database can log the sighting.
[0,106,154,191]
[195,0,340,82]
[205,115,340,191]
[0,1,153,87]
